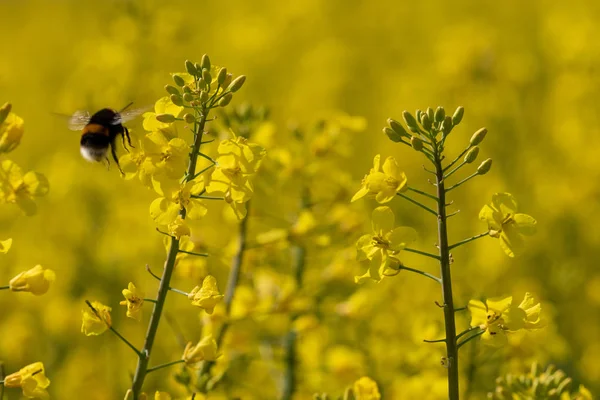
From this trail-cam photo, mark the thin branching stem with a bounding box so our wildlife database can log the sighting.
[448,231,489,250]
[447,172,478,192]
[147,359,185,374]
[397,193,437,216]
[443,146,471,172]
[455,326,480,341]
[396,265,441,283]
[143,298,157,304]
[444,160,467,180]
[407,186,438,201]
[177,250,209,257]
[424,338,446,344]
[457,330,485,349]
[403,247,441,261]
[86,300,142,356]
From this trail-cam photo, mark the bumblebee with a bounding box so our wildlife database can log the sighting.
[68,102,146,172]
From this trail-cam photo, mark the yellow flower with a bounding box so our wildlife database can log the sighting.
[144,131,189,179]
[353,376,381,400]
[0,160,49,216]
[0,110,24,153]
[503,292,545,331]
[168,215,191,239]
[4,362,50,400]
[81,301,112,336]
[9,265,55,295]
[120,282,145,321]
[143,96,184,136]
[351,155,407,203]
[119,138,156,187]
[0,237,13,253]
[479,192,537,257]
[182,334,218,365]
[188,275,224,314]
[150,179,207,225]
[355,206,417,283]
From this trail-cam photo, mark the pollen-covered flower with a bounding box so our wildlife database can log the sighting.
[182,334,218,365]
[355,206,417,283]
[479,193,537,257]
[4,362,50,400]
[81,301,112,336]
[351,155,407,203]
[0,106,24,153]
[168,215,191,239]
[150,179,207,225]
[120,282,145,321]
[9,265,55,295]
[188,275,224,314]
[0,160,49,216]
[353,376,381,400]
[1,237,13,253]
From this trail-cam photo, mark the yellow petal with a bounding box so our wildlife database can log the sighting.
[514,213,537,236]
[0,238,12,253]
[371,206,394,235]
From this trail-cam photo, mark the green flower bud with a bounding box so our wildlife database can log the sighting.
[477,158,492,175]
[411,136,423,151]
[402,111,420,133]
[170,94,183,107]
[182,92,194,102]
[173,74,185,87]
[199,91,209,103]
[164,85,180,96]
[464,146,479,163]
[434,106,445,123]
[0,103,12,125]
[217,68,228,86]
[202,69,212,85]
[416,109,423,123]
[470,127,488,146]
[222,73,233,89]
[452,106,465,125]
[426,107,434,123]
[228,75,246,93]
[387,118,409,138]
[197,79,206,90]
[219,93,233,107]
[442,116,453,136]
[183,113,195,124]
[201,54,211,70]
[421,113,432,131]
[156,113,176,123]
[185,60,197,76]
[383,127,403,143]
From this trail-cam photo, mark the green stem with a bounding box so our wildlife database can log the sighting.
[423,338,446,344]
[169,287,189,297]
[455,326,480,341]
[448,231,489,251]
[397,193,437,216]
[0,361,5,398]
[143,298,157,304]
[407,186,438,202]
[433,141,460,400]
[185,163,215,183]
[147,359,185,373]
[0,285,9,290]
[177,250,209,257]
[191,195,224,200]
[444,160,467,180]
[457,330,485,349]
[443,146,471,172]
[446,172,478,192]
[396,265,441,283]
[130,103,209,398]
[403,247,441,261]
[110,326,142,356]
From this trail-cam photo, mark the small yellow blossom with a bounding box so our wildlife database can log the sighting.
[0,237,13,253]
[479,192,537,257]
[142,96,183,136]
[144,131,189,179]
[120,282,145,321]
[182,334,219,365]
[355,206,417,283]
[82,301,112,336]
[351,155,407,203]
[150,179,207,225]
[119,138,156,187]
[4,362,50,400]
[188,275,224,314]
[9,265,55,295]
[0,160,49,216]
[168,215,191,239]
[0,109,24,153]
[353,376,381,400]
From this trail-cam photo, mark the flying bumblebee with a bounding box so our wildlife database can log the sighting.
[68,102,146,173]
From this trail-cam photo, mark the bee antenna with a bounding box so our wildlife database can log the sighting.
[119,102,134,113]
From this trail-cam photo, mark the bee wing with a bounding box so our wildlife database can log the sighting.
[68,110,91,131]
[113,106,152,125]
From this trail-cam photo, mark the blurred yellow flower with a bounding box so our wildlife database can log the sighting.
[81,301,112,336]
[355,206,417,283]
[3,361,50,400]
[182,334,218,365]
[351,155,407,203]
[155,392,172,400]
[0,109,24,153]
[120,282,145,321]
[0,160,49,216]
[0,237,12,253]
[353,376,381,400]
[150,179,207,225]
[188,275,224,314]
[479,193,537,257]
[503,292,545,331]
[168,215,191,239]
[9,265,55,295]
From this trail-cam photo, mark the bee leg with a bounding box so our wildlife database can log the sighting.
[110,142,124,175]
[121,132,130,153]
[104,157,111,171]
[124,127,134,149]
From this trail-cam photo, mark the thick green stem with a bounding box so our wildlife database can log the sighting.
[130,106,208,398]
[434,146,460,400]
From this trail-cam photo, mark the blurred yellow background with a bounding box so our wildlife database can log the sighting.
[0,0,599,398]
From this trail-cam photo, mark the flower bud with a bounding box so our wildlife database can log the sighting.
[464,146,479,163]
[421,113,432,131]
[452,106,465,125]
[416,109,423,124]
[202,69,212,85]
[442,116,453,136]
[9,265,55,295]
[170,94,183,107]
[222,73,233,89]
[477,158,492,175]
[402,111,420,133]
[426,107,434,123]
[0,102,12,125]
[185,60,197,76]
[183,113,195,124]
[0,111,24,153]
[411,136,423,151]
[164,84,180,96]
[217,67,227,86]
[182,85,192,94]
[219,93,233,107]
[199,91,209,103]
[387,118,408,138]
[470,127,488,146]
[227,75,246,93]
[156,113,176,123]
[172,74,185,87]
[182,92,194,102]
[434,106,445,123]
[383,127,403,143]
[201,54,211,70]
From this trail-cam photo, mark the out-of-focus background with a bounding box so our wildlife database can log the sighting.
[0,0,599,398]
